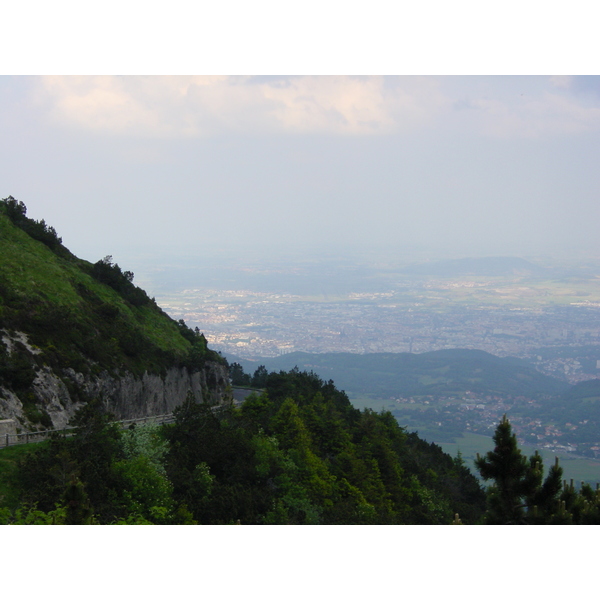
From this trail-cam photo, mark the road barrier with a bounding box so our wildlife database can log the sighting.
[1,395,241,449]
[2,413,176,448]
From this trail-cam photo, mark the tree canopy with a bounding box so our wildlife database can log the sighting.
[2,368,488,524]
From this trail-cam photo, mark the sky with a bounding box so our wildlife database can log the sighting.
[2,74,600,274]
[1,2,599,281]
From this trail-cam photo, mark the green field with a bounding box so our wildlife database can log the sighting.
[439,432,600,487]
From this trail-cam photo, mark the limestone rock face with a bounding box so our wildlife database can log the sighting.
[0,418,17,439]
[0,387,23,426]
[0,331,231,431]
[75,362,231,421]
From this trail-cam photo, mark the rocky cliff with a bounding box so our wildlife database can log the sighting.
[0,329,231,431]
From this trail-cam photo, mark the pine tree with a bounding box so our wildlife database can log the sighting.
[64,476,94,525]
[475,415,564,524]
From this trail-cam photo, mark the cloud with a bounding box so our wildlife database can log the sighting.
[36,75,446,138]
[479,93,600,138]
[549,75,572,89]
[261,76,444,134]
[447,76,600,138]
[34,75,600,141]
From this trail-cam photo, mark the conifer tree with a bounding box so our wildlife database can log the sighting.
[475,415,532,524]
[475,415,564,524]
[64,476,94,525]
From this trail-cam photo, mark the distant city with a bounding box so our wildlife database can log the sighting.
[142,255,600,471]
[153,257,600,385]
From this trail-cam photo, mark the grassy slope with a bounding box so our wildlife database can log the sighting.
[0,212,192,374]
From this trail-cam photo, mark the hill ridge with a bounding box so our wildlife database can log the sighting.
[226,348,570,398]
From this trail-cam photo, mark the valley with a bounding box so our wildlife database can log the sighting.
[150,256,600,385]
[146,255,600,482]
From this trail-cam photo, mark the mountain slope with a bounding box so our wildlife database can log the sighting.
[0,197,229,430]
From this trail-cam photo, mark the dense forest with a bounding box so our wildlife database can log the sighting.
[4,363,599,524]
[1,368,487,524]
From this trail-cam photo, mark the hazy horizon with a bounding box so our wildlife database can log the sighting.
[2,75,600,278]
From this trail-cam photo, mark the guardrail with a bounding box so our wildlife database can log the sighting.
[2,413,176,448]
[2,397,240,449]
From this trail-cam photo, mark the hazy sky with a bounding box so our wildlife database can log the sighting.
[2,75,600,270]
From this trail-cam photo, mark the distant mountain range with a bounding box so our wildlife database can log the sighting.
[401,256,547,278]
[226,348,570,399]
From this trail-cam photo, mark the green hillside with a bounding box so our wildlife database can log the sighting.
[0,197,221,371]
[0,197,223,428]
[228,349,570,399]
[518,379,600,446]
[0,197,489,525]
